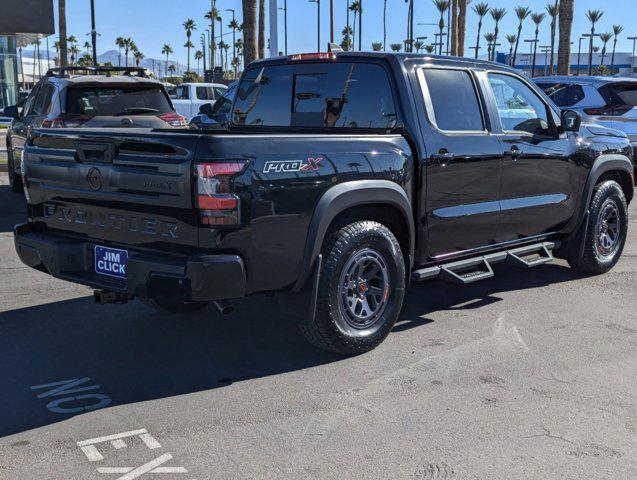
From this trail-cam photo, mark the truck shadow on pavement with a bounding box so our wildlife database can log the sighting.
[0,260,587,438]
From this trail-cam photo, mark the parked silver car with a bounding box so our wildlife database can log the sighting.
[536,76,637,151]
[2,66,187,192]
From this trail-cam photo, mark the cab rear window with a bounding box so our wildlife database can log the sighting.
[66,86,173,117]
[232,62,397,129]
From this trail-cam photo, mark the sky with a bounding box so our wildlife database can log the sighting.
[45,0,637,64]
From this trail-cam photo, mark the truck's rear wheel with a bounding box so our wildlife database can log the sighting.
[139,297,210,313]
[299,220,406,355]
[567,180,628,274]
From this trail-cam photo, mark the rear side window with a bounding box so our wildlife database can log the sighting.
[212,83,238,115]
[232,62,397,129]
[540,83,585,107]
[170,86,189,100]
[196,86,217,100]
[421,68,484,131]
[598,83,637,107]
[32,84,55,115]
[65,86,173,116]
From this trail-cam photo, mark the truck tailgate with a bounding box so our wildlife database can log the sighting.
[24,129,200,252]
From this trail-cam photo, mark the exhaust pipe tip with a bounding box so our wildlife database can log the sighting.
[213,300,233,315]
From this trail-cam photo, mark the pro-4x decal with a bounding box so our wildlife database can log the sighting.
[263,156,324,174]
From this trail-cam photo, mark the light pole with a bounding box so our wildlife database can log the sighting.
[279,0,288,55]
[628,36,637,72]
[525,38,539,77]
[90,0,97,66]
[210,0,216,73]
[346,0,350,51]
[330,0,334,44]
[309,0,320,52]
[200,34,207,74]
[577,36,586,76]
[540,46,551,77]
[226,9,236,78]
[584,32,600,75]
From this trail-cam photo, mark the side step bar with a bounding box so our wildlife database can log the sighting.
[412,241,559,285]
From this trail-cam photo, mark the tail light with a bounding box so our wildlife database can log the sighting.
[583,104,632,117]
[158,112,188,127]
[42,113,90,128]
[196,161,247,227]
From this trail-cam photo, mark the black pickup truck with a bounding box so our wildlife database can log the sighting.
[14,53,634,354]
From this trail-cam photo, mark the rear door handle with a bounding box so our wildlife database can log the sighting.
[431,151,455,166]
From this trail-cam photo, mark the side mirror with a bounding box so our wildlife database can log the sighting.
[3,105,20,119]
[561,109,581,133]
[199,103,214,116]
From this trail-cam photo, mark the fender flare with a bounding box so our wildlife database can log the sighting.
[293,180,415,292]
[566,153,634,237]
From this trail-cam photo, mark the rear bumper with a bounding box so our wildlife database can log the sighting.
[13,223,246,302]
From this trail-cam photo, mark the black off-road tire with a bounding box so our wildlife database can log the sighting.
[139,297,210,313]
[7,143,23,193]
[567,180,628,274]
[299,220,406,355]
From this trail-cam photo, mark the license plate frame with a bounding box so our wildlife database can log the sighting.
[94,245,128,279]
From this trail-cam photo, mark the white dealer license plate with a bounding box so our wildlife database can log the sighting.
[94,245,128,279]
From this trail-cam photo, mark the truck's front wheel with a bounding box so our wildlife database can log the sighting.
[567,180,628,274]
[300,220,406,355]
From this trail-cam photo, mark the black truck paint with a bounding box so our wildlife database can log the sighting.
[13,53,635,353]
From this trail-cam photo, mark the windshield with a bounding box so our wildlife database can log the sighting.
[65,86,173,117]
[600,83,637,107]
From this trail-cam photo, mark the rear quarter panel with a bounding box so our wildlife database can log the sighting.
[195,133,413,293]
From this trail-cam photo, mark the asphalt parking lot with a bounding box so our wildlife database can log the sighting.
[0,172,635,479]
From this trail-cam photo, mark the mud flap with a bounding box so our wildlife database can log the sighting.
[278,254,322,323]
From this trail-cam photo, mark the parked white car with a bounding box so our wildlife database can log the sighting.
[166,82,228,120]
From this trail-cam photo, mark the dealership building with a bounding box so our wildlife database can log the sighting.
[0,0,54,109]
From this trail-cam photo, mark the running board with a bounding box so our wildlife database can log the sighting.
[411,241,559,284]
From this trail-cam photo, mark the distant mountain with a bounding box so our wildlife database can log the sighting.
[21,48,193,77]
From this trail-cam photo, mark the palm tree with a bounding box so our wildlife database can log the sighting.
[506,34,517,64]
[133,49,144,68]
[122,37,133,67]
[599,32,612,66]
[229,18,240,76]
[434,0,450,55]
[484,32,495,61]
[161,44,173,78]
[349,1,361,51]
[383,0,388,51]
[512,6,531,67]
[611,25,624,72]
[58,0,68,67]
[372,42,383,51]
[235,38,244,71]
[358,0,363,51]
[194,50,203,72]
[83,41,91,55]
[258,0,265,58]
[490,8,506,62]
[424,45,436,54]
[69,44,79,66]
[458,0,468,56]
[586,10,604,75]
[557,0,574,75]
[340,25,353,51]
[242,0,258,65]
[182,19,197,72]
[168,64,176,76]
[390,43,402,52]
[451,0,458,55]
[205,7,219,70]
[530,13,545,76]
[115,37,125,66]
[472,2,489,59]
[546,2,559,75]
[414,40,425,53]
